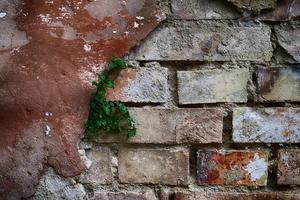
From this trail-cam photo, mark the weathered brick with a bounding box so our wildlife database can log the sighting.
[32,168,86,200]
[118,148,189,185]
[233,107,300,143]
[258,0,300,21]
[171,0,240,20]
[130,22,272,62]
[178,68,249,104]
[226,0,277,13]
[94,108,223,144]
[278,149,300,185]
[257,66,300,102]
[80,147,113,185]
[92,190,158,200]
[105,64,168,103]
[275,26,300,63]
[175,191,300,200]
[197,150,268,186]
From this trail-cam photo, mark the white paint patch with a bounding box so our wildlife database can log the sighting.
[0,12,7,18]
[78,149,92,169]
[282,153,290,167]
[111,156,118,167]
[245,153,267,182]
[136,16,144,20]
[134,21,139,28]
[83,44,92,52]
[155,14,164,22]
[45,112,53,117]
[39,14,51,23]
[44,125,51,136]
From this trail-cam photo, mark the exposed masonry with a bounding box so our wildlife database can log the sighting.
[1,0,300,199]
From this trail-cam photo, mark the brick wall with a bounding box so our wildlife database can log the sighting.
[33,0,300,199]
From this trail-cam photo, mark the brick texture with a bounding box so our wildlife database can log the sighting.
[171,0,240,20]
[278,149,300,185]
[233,107,300,143]
[275,26,300,63]
[175,191,300,200]
[94,108,223,144]
[257,66,300,102]
[80,147,113,185]
[105,64,168,103]
[130,22,272,62]
[3,0,300,198]
[177,68,249,104]
[92,190,158,200]
[227,0,277,12]
[197,150,268,186]
[118,148,189,185]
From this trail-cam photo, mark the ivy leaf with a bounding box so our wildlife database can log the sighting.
[108,57,127,70]
[106,79,114,88]
[84,57,136,140]
[128,128,136,138]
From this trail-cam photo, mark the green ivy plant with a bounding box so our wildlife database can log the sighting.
[84,58,136,140]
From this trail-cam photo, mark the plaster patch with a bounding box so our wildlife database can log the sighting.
[83,44,92,52]
[245,153,268,183]
[0,12,7,18]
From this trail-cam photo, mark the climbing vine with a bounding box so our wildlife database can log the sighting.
[84,58,136,140]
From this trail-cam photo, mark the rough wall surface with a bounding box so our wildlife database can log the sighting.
[0,0,164,199]
[0,0,300,200]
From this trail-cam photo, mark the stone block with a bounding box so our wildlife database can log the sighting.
[233,107,300,143]
[178,68,249,104]
[118,148,189,185]
[197,150,268,186]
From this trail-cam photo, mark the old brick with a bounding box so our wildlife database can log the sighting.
[175,191,300,200]
[197,150,268,186]
[257,66,300,102]
[94,108,223,144]
[227,0,277,13]
[171,0,240,20]
[130,22,272,62]
[92,190,158,200]
[178,68,249,104]
[275,26,300,63]
[233,107,300,143]
[278,149,300,185]
[105,64,168,103]
[80,147,113,185]
[258,0,300,21]
[32,168,86,200]
[118,148,189,185]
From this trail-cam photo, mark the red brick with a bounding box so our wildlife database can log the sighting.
[197,150,268,186]
[175,191,300,200]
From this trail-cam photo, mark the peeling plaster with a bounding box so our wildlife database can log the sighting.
[245,153,268,184]
[0,12,7,18]
[0,0,164,198]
